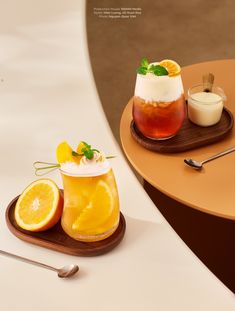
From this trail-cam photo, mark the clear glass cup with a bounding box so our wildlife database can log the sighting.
[60,168,120,242]
[133,73,186,140]
[188,85,226,126]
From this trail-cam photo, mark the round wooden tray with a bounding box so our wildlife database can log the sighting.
[130,107,234,153]
[6,194,126,257]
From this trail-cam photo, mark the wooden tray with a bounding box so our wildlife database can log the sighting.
[130,107,234,153]
[6,195,126,257]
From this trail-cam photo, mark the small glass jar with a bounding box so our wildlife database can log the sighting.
[187,85,226,127]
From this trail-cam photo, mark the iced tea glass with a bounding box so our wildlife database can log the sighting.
[133,74,186,140]
[60,169,120,242]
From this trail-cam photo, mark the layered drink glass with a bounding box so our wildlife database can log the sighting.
[60,156,120,242]
[133,61,186,140]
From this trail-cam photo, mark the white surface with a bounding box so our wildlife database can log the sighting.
[0,1,234,310]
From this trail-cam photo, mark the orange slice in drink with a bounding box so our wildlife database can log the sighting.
[15,179,63,232]
[159,59,181,76]
[72,180,114,232]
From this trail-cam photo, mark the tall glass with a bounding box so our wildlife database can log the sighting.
[133,73,186,140]
[60,168,119,242]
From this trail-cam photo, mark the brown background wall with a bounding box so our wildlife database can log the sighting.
[86,0,235,143]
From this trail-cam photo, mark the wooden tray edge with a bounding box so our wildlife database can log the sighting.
[5,195,126,257]
[130,107,234,153]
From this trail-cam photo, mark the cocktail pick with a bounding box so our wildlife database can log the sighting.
[33,161,60,176]
[33,155,116,176]
[203,73,214,92]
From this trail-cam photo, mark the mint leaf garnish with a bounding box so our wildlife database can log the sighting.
[137,58,168,76]
[83,148,94,160]
[137,58,149,75]
[72,142,115,161]
[81,141,91,148]
[141,58,149,68]
[137,67,147,75]
[152,65,168,76]
[72,142,100,160]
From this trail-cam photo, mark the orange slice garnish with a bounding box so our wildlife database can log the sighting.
[15,179,63,232]
[76,141,87,154]
[56,141,80,164]
[159,59,181,76]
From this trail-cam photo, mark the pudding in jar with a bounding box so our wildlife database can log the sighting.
[187,85,226,127]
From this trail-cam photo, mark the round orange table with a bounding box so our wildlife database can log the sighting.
[120,59,235,220]
[120,59,235,292]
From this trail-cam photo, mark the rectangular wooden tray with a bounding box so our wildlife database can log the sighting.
[6,195,126,257]
[130,107,234,153]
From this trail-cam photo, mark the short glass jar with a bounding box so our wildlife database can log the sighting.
[187,85,226,127]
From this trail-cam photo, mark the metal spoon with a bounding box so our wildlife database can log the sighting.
[184,146,235,169]
[0,249,79,278]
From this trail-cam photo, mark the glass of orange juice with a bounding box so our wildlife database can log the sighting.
[58,142,119,242]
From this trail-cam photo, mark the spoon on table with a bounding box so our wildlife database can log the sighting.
[184,146,235,170]
[0,249,79,278]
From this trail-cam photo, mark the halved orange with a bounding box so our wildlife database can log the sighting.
[159,59,181,76]
[15,179,63,232]
[72,180,114,232]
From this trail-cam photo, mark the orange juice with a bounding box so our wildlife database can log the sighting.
[60,164,119,242]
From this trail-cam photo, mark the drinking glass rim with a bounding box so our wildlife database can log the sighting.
[59,167,111,178]
[187,84,226,104]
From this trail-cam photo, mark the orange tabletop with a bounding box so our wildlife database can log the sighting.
[120,59,235,220]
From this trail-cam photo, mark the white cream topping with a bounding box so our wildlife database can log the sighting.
[60,152,110,177]
[134,72,184,102]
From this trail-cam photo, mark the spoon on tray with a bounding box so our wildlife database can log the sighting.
[0,249,79,278]
[184,146,235,169]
